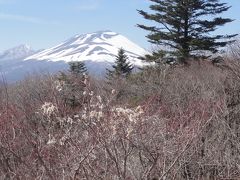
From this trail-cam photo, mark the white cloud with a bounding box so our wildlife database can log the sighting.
[76,4,98,11]
[0,12,59,25]
[74,0,101,11]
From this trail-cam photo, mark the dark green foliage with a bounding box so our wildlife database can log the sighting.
[55,61,87,108]
[57,70,86,109]
[138,0,237,63]
[68,61,87,75]
[106,48,134,81]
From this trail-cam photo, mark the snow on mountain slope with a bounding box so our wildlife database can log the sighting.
[0,44,39,82]
[0,31,149,82]
[0,44,35,61]
[25,30,148,66]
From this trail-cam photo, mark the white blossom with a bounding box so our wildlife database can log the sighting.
[59,131,70,146]
[41,102,58,117]
[111,89,116,95]
[66,117,73,124]
[54,80,64,92]
[74,114,80,118]
[126,127,133,137]
[89,91,94,96]
[82,113,87,120]
[113,106,143,123]
[97,95,102,103]
[47,134,56,145]
[89,110,98,118]
[97,111,103,119]
[135,106,144,114]
[83,79,88,85]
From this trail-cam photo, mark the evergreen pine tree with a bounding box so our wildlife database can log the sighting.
[59,61,87,108]
[138,0,237,63]
[68,61,87,75]
[106,48,133,81]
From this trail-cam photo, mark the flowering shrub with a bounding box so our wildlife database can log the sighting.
[41,102,58,117]
[0,61,240,179]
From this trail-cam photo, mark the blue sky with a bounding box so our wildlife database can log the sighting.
[0,0,239,51]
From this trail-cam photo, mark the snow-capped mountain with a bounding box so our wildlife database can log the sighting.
[0,30,148,82]
[0,44,38,82]
[0,44,35,61]
[26,30,148,66]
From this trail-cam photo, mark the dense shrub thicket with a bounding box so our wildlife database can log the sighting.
[0,0,238,179]
[1,52,240,179]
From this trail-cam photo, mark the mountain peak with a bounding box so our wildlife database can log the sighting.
[8,44,32,52]
[18,44,31,49]
[0,44,35,61]
[70,30,119,45]
[26,30,148,67]
[0,31,149,82]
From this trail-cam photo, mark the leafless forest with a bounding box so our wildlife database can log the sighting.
[0,42,240,179]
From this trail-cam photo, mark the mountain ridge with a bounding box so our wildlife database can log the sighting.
[0,30,148,82]
[25,30,148,66]
[0,44,36,61]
